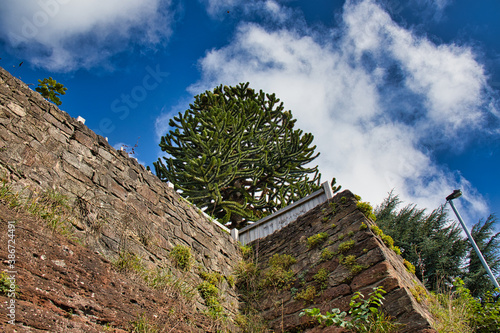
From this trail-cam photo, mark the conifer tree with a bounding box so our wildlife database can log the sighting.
[35,77,67,106]
[375,192,466,291]
[154,83,321,229]
[463,215,500,297]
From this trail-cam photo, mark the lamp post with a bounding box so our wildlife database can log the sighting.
[446,190,500,291]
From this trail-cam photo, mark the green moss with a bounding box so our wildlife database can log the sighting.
[225,275,236,288]
[307,232,328,248]
[339,254,367,275]
[359,222,368,230]
[200,271,223,286]
[357,201,377,221]
[340,197,347,204]
[113,251,145,274]
[239,243,253,259]
[313,268,329,289]
[338,240,355,253]
[322,216,329,222]
[321,248,335,261]
[370,226,401,255]
[170,244,192,271]
[295,285,317,303]
[338,234,345,241]
[370,225,383,236]
[269,253,296,270]
[197,281,224,316]
[404,260,416,274]
[347,230,355,238]
[262,253,297,290]
[331,223,337,229]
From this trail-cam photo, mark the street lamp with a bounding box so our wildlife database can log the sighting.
[446,190,500,291]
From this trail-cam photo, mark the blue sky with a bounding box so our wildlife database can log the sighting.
[1,0,499,227]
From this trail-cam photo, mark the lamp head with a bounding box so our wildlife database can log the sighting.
[446,189,462,201]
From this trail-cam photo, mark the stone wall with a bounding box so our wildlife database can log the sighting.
[0,67,241,315]
[247,190,435,332]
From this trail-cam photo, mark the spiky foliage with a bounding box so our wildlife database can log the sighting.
[154,83,321,228]
[35,77,67,106]
[375,192,466,291]
[463,215,500,297]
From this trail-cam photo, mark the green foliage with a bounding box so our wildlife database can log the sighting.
[337,233,345,240]
[200,271,224,286]
[331,223,337,229]
[0,183,74,235]
[300,286,401,332]
[239,243,253,259]
[262,253,296,290]
[35,77,67,106]
[347,230,355,238]
[268,253,297,269]
[357,201,377,221]
[154,83,322,228]
[375,192,468,292]
[225,275,236,288]
[131,313,158,333]
[113,251,145,274]
[320,248,335,261]
[170,245,192,271]
[370,225,402,256]
[404,259,416,274]
[307,232,328,248]
[295,285,317,303]
[0,271,17,296]
[338,239,355,253]
[463,215,500,297]
[359,222,368,230]
[313,268,329,289]
[429,279,500,333]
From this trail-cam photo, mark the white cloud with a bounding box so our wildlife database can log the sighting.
[0,0,173,71]
[187,0,496,222]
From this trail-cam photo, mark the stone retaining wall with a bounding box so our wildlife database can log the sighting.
[0,67,241,315]
[248,190,436,332]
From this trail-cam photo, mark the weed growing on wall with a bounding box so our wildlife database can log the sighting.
[370,225,401,255]
[262,254,297,290]
[295,285,317,303]
[313,268,329,290]
[300,286,402,332]
[338,240,355,253]
[0,181,75,235]
[307,232,328,248]
[170,244,193,271]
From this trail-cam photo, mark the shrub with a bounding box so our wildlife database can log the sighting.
[307,232,328,248]
[170,244,192,271]
[239,243,253,259]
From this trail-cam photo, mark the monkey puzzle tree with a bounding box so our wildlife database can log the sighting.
[154,83,321,229]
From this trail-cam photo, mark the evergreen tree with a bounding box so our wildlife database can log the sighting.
[154,83,321,229]
[35,77,67,106]
[375,192,467,291]
[463,215,500,297]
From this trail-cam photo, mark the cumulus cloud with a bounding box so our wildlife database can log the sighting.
[0,0,173,71]
[186,0,497,221]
